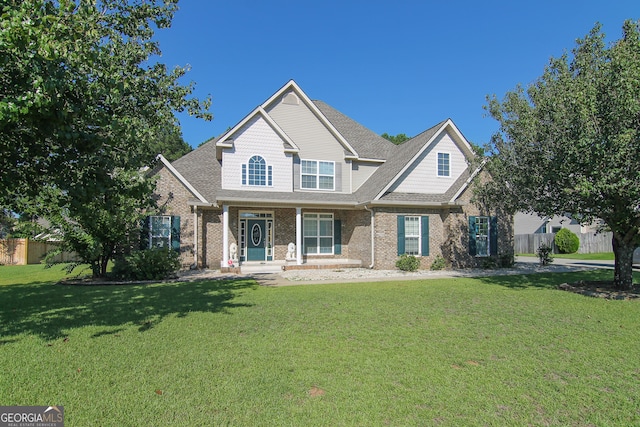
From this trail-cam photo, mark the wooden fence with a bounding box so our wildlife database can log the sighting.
[0,239,78,265]
[514,232,613,255]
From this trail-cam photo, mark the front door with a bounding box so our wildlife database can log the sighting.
[247,219,266,261]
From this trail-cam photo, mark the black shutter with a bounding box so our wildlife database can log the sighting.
[334,219,342,255]
[421,216,429,256]
[490,216,498,256]
[397,215,405,256]
[140,216,151,250]
[171,216,181,252]
[469,216,477,256]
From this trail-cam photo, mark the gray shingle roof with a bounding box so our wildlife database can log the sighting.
[166,97,472,208]
[171,138,220,203]
[312,100,395,160]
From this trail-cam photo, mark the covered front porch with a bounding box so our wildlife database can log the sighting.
[215,205,372,271]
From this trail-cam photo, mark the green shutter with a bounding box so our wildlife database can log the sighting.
[397,215,405,256]
[140,216,151,250]
[171,216,181,252]
[333,219,342,255]
[490,216,498,256]
[469,216,477,256]
[421,216,429,256]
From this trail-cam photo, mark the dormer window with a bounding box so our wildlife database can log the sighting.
[301,160,334,190]
[242,155,272,186]
[437,152,450,177]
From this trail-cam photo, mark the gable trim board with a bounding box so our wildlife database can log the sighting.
[216,106,300,154]
[153,80,512,270]
[375,119,474,201]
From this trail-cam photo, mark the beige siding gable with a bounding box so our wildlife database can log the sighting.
[390,131,466,194]
[352,162,379,191]
[221,115,293,191]
[266,92,351,193]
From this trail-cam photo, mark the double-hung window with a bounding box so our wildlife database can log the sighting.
[437,152,450,177]
[145,215,181,251]
[242,155,272,186]
[301,160,334,190]
[303,213,334,254]
[404,216,420,255]
[469,216,498,257]
[397,215,429,256]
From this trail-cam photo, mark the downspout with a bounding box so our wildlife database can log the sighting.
[193,206,198,269]
[364,205,375,269]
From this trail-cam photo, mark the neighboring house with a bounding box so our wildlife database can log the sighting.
[150,80,512,270]
[514,212,601,235]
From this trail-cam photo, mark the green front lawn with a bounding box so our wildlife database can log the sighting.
[1,265,639,426]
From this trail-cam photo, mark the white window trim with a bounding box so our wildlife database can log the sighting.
[475,216,490,257]
[300,159,335,191]
[404,216,421,256]
[437,151,451,178]
[242,155,273,187]
[149,215,172,249]
[303,212,334,255]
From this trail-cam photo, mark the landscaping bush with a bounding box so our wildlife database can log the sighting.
[396,254,420,272]
[555,228,580,254]
[481,257,498,269]
[537,243,554,266]
[430,255,447,271]
[112,248,181,281]
[499,252,515,268]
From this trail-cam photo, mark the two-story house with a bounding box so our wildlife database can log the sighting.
[150,80,512,271]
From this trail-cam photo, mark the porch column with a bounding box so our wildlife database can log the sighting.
[222,205,229,267]
[295,207,302,265]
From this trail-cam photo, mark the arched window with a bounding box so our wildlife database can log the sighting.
[242,155,272,186]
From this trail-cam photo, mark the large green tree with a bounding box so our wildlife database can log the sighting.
[0,0,210,276]
[381,132,411,144]
[478,20,640,290]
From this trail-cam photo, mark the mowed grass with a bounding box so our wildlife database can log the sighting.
[1,265,640,426]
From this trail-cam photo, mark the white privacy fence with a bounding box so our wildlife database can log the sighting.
[514,232,614,254]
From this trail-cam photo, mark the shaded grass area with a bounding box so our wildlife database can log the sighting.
[1,267,639,426]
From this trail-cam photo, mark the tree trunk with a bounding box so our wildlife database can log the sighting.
[612,232,635,291]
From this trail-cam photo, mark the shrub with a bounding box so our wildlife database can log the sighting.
[396,254,420,272]
[537,243,554,266]
[499,252,515,268]
[112,248,181,281]
[430,255,447,271]
[555,228,580,254]
[481,257,498,269]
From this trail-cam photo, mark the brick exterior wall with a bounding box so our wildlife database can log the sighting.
[194,207,373,267]
[372,178,513,270]
[153,166,196,268]
[373,207,447,270]
[154,166,512,271]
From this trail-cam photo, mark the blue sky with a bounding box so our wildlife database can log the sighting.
[154,1,638,148]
